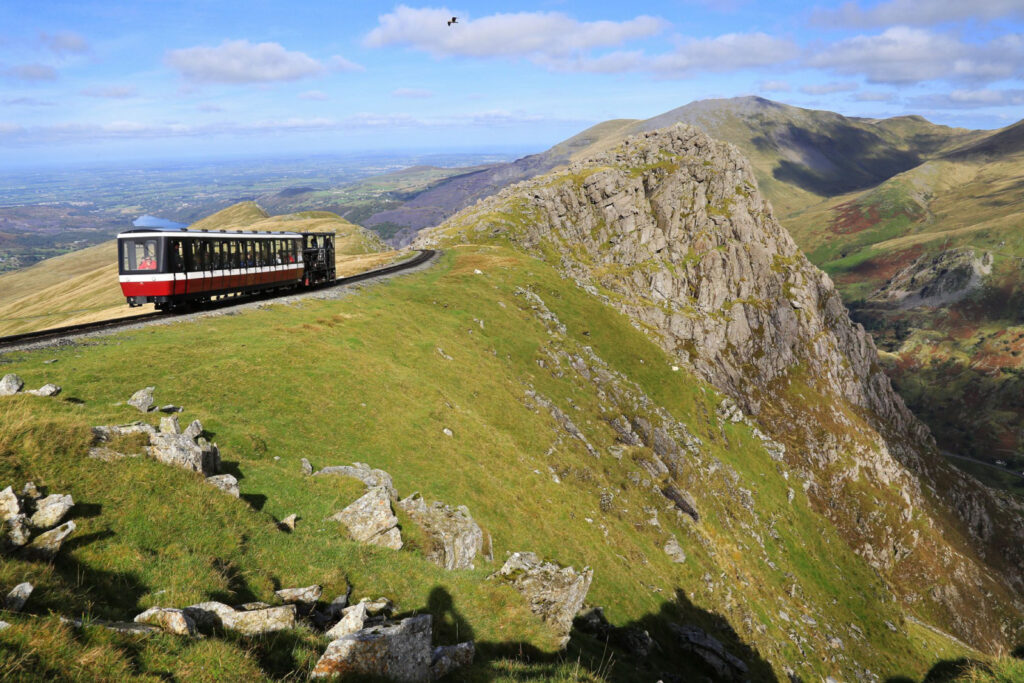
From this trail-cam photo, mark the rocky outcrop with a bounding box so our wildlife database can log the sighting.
[669,623,749,681]
[312,614,433,680]
[491,552,592,646]
[1,483,77,558]
[330,486,403,550]
[868,247,992,309]
[182,601,296,636]
[396,493,483,570]
[91,420,221,477]
[314,462,397,500]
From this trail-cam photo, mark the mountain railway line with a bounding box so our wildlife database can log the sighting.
[0,248,437,353]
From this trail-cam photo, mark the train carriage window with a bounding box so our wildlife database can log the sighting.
[169,240,184,271]
[210,241,222,270]
[229,240,240,269]
[186,240,199,272]
[122,238,161,271]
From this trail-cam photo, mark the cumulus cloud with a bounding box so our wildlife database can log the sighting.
[166,40,325,83]
[807,27,1024,84]
[299,90,329,100]
[365,6,666,59]
[758,80,791,92]
[911,88,1024,108]
[3,63,58,81]
[81,85,138,98]
[799,81,858,95]
[649,33,797,76]
[392,88,434,98]
[40,31,90,55]
[813,0,1024,28]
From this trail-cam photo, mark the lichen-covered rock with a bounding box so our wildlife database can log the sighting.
[127,387,155,412]
[20,482,40,501]
[314,463,397,500]
[2,514,31,550]
[491,552,592,646]
[669,623,748,680]
[0,487,20,521]
[29,493,74,529]
[301,458,313,476]
[26,384,61,397]
[664,536,686,563]
[311,614,432,681]
[868,247,992,309]
[183,419,203,441]
[134,607,197,636]
[431,641,475,680]
[160,415,181,435]
[0,374,24,396]
[278,514,298,532]
[183,601,235,631]
[148,431,219,476]
[61,616,160,635]
[206,474,239,497]
[275,585,321,609]
[4,582,33,612]
[325,601,367,639]
[26,520,75,558]
[330,486,403,550]
[223,604,295,636]
[397,493,483,570]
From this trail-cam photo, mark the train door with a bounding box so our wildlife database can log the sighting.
[168,239,186,296]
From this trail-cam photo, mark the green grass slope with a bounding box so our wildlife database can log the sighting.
[0,248,1002,681]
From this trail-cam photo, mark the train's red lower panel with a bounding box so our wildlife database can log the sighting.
[120,267,303,302]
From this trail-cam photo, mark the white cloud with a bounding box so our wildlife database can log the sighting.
[392,88,434,98]
[40,31,90,55]
[166,40,325,83]
[758,80,791,92]
[364,6,666,60]
[799,81,858,95]
[3,64,58,81]
[807,27,1024,85]
[813,0,1024,28]
[650,33,798,76]
[854,90,897,102]
[299,90,329,100]
[329,55,364,72]
[81,85,138,98]
[911,88,1024,108]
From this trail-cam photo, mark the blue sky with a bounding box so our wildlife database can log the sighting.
[1,0,1022,166]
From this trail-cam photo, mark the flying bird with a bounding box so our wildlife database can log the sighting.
[447,16,458,26]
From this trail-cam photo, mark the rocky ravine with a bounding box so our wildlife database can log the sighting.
[416,124,1024,651]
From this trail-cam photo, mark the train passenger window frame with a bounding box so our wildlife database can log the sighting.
[121,238,162,272]
[169,239,185,272]
[210,241,222,270]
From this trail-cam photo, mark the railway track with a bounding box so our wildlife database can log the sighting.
[0,249,436,352]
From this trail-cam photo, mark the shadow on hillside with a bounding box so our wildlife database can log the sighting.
[208,558,260,605]
[456,587,778,682]
[884,657,990,683]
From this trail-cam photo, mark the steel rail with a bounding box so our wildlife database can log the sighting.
[0,249,436,351]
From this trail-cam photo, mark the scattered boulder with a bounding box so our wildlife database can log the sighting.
[574,606,655,657]
[2,515,31,550]
[312,614,433,681]
[491,552,593,646]
[183,601,235,631]
[431,642,475,680]
[29,494,74,529]
[397,493,483,570]
[4,582,33,612]
[301,458,313,476]
[315,463,397,501]
[661,485,700,522]
[183,419,203,441]
[224,604,296,636]
[25,520,76,559]
[61,616,160,635]
[20,482,40,501]
[0,487,20,521]
[0,374,24,396]
[664,536,687,563]
[669,623,748,681]
[134,607,197,636]
[206,474,239,497]
[325,601,368,639]
[359,597,394,618]
[278,514,298,532]
[0,621,9,631]
[330,486,403,550]
[160,415,181,435]
[275,585,322,611]
[26,384,61,397]
[148,429,220,476]
[127,387,156,413]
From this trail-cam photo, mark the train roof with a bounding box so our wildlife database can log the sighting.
[116,227,304,239]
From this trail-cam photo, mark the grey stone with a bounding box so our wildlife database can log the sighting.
[4,582,33,612]
[0,374,24,396]
[275,584,322,608]
[0,621,9,631]
[159,405,182,413]
[2,514,30,550]
[183,601,235,631]
[61,616,160,635]
[26,384,61,397]
[311,614,432,681]
[148,432,218,476]
[301,458,313,475]
[238,601,271,611]
[491,552,593,646]
[664,535,687,563]
[278,514,298,532]
[134,607,197,636]
[26,520,75,558]
[359,597,394,618]
[222,604,295,636]
[431,641,475,680]
[29,493,74,529]
[183,419,203,441]
[314,463,397,501]
[206,474,239,497]
[397,493,483,570]
[159,415,181,435]
[330,486,403,550]
[20,482,40,501]
[0,487,20,522]
[127,387,155,413]
[325,601,367,639]
[669,623,748,680]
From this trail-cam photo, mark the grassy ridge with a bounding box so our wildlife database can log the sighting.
[0,248,989,680]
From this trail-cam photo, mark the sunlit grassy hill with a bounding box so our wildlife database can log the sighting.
[0,204,390,337]
[0,248,995,681]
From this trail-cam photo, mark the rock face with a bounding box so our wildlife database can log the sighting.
[670,623,749,681]
[0,374,23,396]
[396,493,483,569]
[93,421,221,477]
[868,247,992,309]
[312,614,433,681]
[492,552,592,646]
[330,486,403,550]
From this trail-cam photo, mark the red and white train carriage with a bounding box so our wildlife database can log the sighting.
[117,227,335,310]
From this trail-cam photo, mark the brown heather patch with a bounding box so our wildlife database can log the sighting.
[829,200,883,235]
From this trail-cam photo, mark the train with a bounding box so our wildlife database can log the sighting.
[117,227,336,310]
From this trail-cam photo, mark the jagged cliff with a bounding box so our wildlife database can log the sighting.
[416,124,1024,652]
